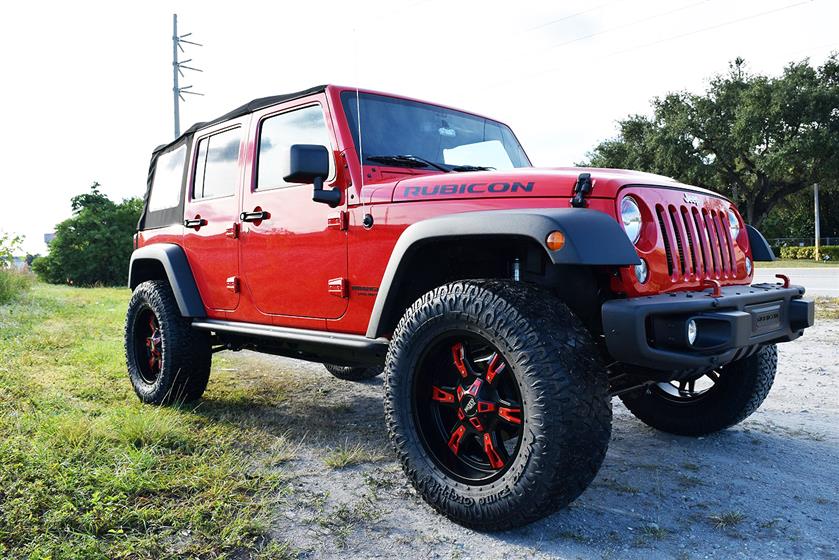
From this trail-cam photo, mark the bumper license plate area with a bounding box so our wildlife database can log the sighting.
[746,301,782,335]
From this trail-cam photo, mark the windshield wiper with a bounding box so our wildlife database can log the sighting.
[450,164,495,172]
[366,155,451,173]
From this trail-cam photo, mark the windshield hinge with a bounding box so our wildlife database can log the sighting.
[570,173,593,208]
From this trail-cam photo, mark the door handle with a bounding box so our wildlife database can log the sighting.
[184,217,208,229]
[240,209,270,223]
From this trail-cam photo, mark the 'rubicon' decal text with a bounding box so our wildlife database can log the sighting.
[401,181,535,197]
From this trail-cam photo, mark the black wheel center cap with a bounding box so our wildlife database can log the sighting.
[461,395,478,417]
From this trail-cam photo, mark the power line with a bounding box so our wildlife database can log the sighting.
[489,0,816,88]
[523,2,616,33]
[607,0,815,58]
[544,0,711,51]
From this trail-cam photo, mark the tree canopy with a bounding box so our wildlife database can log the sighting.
[583,55,839,227]
[32,183,143,286]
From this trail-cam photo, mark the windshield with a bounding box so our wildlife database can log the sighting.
[341,92,531,171]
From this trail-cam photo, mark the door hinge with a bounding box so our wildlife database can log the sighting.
[327,211,349,231]
[570,172,594,208]
[328,277,348,298]
[225,223,240,239]
[226,276,240,293]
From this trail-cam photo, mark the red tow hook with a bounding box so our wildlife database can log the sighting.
[702,278,722,297]
[775,274,791,288]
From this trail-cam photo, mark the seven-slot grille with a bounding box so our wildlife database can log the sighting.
[655,202,738,280]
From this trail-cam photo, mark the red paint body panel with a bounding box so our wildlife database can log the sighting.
[138,84,753,338]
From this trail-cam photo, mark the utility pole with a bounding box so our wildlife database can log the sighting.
[172,14,204,138]
[814,183,821,262]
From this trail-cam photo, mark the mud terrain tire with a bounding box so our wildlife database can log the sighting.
[323,363,383,381]
[620,345,778,436]
[125,280,212,404]
[384,280,611,530]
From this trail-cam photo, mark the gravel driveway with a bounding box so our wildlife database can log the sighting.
[227,320,838,559]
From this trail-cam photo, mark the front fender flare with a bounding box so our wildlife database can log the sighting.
[365,208,639,338]
[128,244,205,318]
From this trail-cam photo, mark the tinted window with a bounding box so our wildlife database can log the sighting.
[257,105,333,190]
[193,128,241,199]
[342,92,530,171]
[148,145,186,211]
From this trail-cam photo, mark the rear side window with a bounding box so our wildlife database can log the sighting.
[257,105,333,190]
[148,145,186,211]
[193,127,242,199]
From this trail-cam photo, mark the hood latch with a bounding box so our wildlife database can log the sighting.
[570,173,593,208]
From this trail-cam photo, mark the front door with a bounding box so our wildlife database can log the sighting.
[183,122,245,313]
[240,101,348,319]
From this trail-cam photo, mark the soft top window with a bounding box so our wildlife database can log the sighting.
[148,145,187,211]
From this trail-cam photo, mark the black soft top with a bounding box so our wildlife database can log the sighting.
[140,85,327,230]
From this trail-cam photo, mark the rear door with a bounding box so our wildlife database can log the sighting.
[239,99,348,319]
[182,121,246,312]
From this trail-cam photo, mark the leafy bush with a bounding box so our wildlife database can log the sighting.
[0,269,32,304]
[779,245,839,261]
[32,183,143,286]
[0,233,31,304]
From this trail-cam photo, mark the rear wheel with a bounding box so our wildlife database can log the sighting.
[619,345,778,436]
[125,280,212,404]
[385,280,611,530]
[323,363,383,381]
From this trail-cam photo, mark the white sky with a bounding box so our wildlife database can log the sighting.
[1,0,836,254]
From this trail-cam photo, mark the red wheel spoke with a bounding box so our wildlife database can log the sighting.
[482,433,505,469]
[469,417,484,432]
[476,401,496,413]
[447,423,467,455]
[485,352,506,384]
[431,386,456,406]
[465,378,482,396]
[451,342,472,378]
[497,406,522,425]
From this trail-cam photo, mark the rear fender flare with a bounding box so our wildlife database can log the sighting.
[365,208,639,338]
[128,244,205,318]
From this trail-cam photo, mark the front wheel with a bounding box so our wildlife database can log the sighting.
[385,280,611,530]
[619,345,778,436]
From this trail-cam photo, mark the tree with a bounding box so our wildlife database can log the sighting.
[583,55,839,227]
[32,183,143,286]
[0,233,24,268]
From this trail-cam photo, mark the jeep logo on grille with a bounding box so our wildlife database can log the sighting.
[683,193,701,205]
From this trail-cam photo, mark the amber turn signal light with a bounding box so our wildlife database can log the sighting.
[546,231,565,251]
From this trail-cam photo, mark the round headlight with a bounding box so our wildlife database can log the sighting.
[621,197,642,244]
[745,256,752,276]
[727,209,741,240]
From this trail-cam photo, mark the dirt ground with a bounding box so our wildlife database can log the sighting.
[224,319,839,560]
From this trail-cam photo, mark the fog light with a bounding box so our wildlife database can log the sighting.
[745,257,752,276]
[634,258,649,283]
[687,319,698,346]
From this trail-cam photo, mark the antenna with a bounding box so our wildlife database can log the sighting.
[172,14,204,138]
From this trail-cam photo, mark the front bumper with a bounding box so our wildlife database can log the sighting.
[601,283,814,372]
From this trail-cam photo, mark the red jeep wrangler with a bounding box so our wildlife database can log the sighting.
[126,85,814,529]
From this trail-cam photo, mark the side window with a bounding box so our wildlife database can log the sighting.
[257,105,334,190]
[193,127,242,199]
[148,144,186,211]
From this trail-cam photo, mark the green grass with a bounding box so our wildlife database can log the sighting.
[0,284,295,559]
[709,511,745,529]
[756,259,839,268]
[323,442,385,469]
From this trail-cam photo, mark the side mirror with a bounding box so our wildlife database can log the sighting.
[283,144,341,207]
